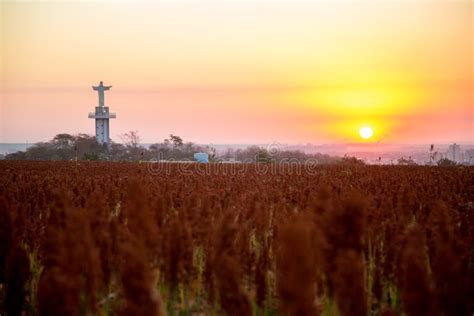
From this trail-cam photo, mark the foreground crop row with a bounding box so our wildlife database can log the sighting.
[0,161,473,315]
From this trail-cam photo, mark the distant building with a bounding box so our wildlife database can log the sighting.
[446,143,461,163]
[464,149,474,165]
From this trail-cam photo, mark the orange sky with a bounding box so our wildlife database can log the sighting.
[1,0,473,144]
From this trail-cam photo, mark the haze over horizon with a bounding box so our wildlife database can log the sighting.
[1,0,473,145]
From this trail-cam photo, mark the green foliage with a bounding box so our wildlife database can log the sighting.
[437,158,458,167]
[168,134,184,147]
[397,157,417,165]
[339,155,366,166]
[6,132,343,163]
[5,133,107,161]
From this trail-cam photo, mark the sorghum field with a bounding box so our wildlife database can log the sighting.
[1,161,473,316]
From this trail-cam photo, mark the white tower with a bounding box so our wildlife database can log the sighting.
[88,81,116,145]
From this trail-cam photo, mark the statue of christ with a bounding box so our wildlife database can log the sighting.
[92,81,112,106]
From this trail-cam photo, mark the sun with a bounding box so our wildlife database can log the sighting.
[359,126,374,139]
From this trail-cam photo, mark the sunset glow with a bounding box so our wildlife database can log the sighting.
[1,0,472,144]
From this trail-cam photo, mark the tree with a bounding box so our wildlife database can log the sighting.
[339,155,366,166]
[169,134,183,147]
[52,133,76,148]
[398,157,417,166]
[74,134,107,160]
[5,134,107,161]
[118,131,144,160]
[256,149,273,163]
[120,131,141,148]
[437,158,458,167]
[108,142,127,161]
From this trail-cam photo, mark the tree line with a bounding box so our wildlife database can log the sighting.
[5,132,359,164]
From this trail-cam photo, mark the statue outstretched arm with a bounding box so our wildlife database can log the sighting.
[92,86,98,90]
[104,86,112,90]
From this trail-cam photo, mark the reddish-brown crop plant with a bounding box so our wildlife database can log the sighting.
[276,215,320,315]
[398,224,435,316]
[0,161,472,315]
